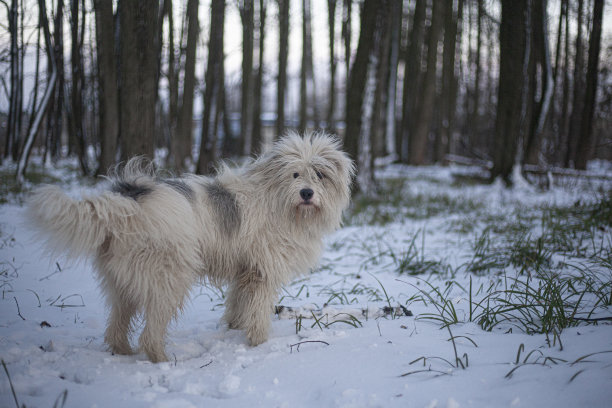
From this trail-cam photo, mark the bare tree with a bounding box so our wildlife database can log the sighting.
[490,0,529,184]
[16,0,56,184]
[5,0,23,161]
[575,0,604,169]
[67,0,90,174]
[399,0,425,163]
[239,0,255,155]
[326,0,337,132]
[299,0,316,133]
[172,0,199,170]
[118,0,160,160]
[436,0,463,163]
[566,0,585,167]
[276,0,289,139]
[197,0,226,174]
[94,0,119,174]
[252,0,267,154]
[409,0,443,165]
[345,0,390,194]
[384,0,402,158]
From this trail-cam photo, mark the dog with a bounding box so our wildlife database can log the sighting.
[27,132,354,362]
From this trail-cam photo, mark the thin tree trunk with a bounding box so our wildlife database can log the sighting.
[384,0,401,159]
[69,0,90,174]
[341,0,352,84]
[6,0,22,161]
[409,0,443,165]
[399,0,425,163]
[575,0,604,169]
[252,0,266,154]
[173,0,199,170]
[558,0,571,165]
[197,0,225,174]
[490,0,528,184]
[436,0,462,163]
[119,0,160,160]
[239,0,255,155]
[326,0,337,132]
[276,0,289,139]
[299,0,315,133]
[94,0,120,174]
[345,0,388,193]
[16,0,56,184]
[565,0,584,167]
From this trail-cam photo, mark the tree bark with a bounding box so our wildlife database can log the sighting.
[565,0,584,167]
[94,0,120,174]
[276,0,289,139]
[399,0,425,163]
[252,0,266,154]
[326,0,337,132]
[239,0,255,155]
[384,0,401,159]
[409,0,443,165]
[436,0,463,163]
[172,0,199,170]
[118,0,160,160]
[299,0,315,133]
[575,0,604,169]
[16,0,56,184]
[345,0,388,193]
[197,0,226,174]
[490,0,529,184]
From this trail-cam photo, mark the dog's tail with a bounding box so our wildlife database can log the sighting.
[26,185,138,260]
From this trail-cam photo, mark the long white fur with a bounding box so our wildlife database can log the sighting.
[27,132,355,362]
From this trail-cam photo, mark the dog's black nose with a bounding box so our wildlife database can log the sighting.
[300,188,314,201]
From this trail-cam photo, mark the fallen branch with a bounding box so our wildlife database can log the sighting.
[289,340,330,353]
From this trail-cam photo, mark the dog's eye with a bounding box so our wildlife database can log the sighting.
[315,171,324,180]
[293,172,299,179]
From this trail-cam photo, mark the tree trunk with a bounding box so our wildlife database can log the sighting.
[118,0,159,160]
[384,0,401,159]
[409,0,443,165]
[16,0,56,184]
[197,0,226,174]
[436,0,463,163]
[399,0,426,163]
[345,0,388,193]
[94,0,120,174]
[575,0,604,169]
[558,0,571,166]
[490,0,529,185]
[6,0,22,161]
[341,0,352,84]
[565,0,584,167]
[326,0,337,132]
[299,0,315,133]
[524,0,553,166]
[252,0,266,154]
[239,0,255,155]
[276,0,289,139]
[68,0,90,175]
[172,0,199,170]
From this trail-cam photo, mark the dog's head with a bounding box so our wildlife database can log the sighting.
[249,131,355,232]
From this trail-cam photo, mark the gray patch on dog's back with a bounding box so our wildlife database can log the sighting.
[206,182,241,235]
[111,181,152,201]
[162,179,194,201]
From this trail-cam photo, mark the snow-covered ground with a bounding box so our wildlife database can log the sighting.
[1,162,611,408]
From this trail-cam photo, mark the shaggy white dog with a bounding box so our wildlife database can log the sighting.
[27,132,354,362]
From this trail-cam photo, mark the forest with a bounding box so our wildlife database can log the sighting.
[0,0,610,190]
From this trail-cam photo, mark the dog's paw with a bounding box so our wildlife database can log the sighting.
[246,327,268,347]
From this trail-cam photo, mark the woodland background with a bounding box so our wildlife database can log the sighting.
[0,0,610,190]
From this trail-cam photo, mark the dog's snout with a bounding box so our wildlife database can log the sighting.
[300,188,314,201]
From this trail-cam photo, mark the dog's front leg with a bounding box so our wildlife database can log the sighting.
[224,266,277,346]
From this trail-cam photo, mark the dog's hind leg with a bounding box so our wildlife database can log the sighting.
[138,269,193,363]
[105,296,137,356]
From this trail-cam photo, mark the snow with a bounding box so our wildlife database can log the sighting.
[1,163,612,408]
